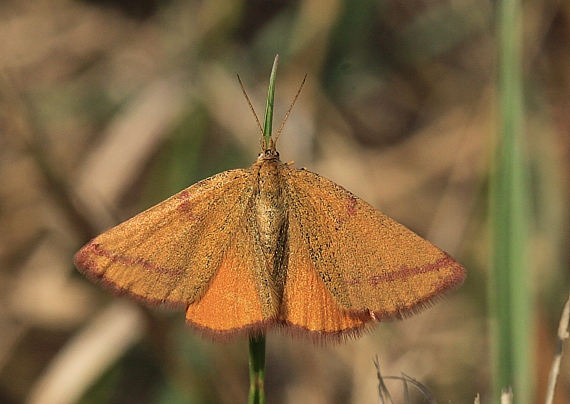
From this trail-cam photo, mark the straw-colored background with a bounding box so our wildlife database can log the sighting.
[0,0,568,403]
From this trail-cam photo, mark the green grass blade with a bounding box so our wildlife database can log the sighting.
[490,0,533,401]
[262,55,279,150]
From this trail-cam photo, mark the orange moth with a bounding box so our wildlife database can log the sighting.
[74,60,465,344]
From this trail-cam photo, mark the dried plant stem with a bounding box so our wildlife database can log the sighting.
[544,296,570,404]
[501,387,514,404]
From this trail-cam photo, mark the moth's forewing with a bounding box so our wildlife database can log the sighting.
[280,167,466,340]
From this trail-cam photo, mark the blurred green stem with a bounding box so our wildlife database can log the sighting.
[248,335,266,404]
[490,0,533,401]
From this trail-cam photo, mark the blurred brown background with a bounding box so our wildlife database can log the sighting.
[0,0,569,403]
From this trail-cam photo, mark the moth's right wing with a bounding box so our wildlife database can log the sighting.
[74,169,255,310]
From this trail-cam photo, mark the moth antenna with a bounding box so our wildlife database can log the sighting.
[237,75,265,139]
[274,73,307,146]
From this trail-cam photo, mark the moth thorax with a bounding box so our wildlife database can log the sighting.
[255,162,286,261]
